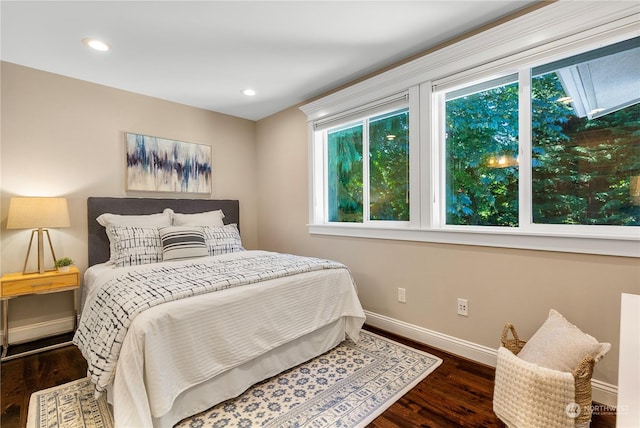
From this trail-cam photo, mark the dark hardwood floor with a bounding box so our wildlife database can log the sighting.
[1,326,616,428]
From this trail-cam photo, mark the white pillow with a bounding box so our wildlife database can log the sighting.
[159,226,208,261]
[517,309,611,372]
[97,209,172,263]
[107,226,163,268]
[170,209,225,227]
[202,224,244,256]
[96,209,173,227]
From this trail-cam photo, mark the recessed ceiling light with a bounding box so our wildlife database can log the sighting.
[82,38,111,52]
[242,89,256,96]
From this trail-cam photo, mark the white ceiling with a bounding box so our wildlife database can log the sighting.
[1,1,538,121]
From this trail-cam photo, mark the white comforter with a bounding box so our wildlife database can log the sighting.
[79,251,365,428]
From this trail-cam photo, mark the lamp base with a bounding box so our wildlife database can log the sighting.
[22,228,58,275]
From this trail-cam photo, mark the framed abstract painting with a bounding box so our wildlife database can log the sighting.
[125,132,212,193]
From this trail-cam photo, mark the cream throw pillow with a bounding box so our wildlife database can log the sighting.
[169,209,225,227]
[517,309,610,373]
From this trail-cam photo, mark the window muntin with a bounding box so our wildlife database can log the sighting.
[326,107,410,223]
[445,77,519,226]
[531,38,640,226]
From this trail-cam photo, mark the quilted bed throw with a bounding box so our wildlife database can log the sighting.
[73,252,346,394]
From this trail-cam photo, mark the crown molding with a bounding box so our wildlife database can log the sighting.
[300,1,640,121]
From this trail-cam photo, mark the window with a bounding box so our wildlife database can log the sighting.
[301,2,639,257]
[531,39,640,226]
[327,122,363,222]
[324,104,410,224]
[369,109,410,221]
[442,37,639,229]
[445,76,519,226]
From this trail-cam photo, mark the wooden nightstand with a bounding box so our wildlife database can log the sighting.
[1,266,80,361]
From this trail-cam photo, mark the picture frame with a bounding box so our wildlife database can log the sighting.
[125,132,212,193]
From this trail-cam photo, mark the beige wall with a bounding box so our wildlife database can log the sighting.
[255,105,640,387]
[1,62,257,329]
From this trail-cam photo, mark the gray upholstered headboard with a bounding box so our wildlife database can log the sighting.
[87,197,240,266]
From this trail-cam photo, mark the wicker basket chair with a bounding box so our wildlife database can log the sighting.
[494,323,596,428]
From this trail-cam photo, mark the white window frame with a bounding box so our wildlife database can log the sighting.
[324,112,410,227]
[301,1,640,258]
[311,89,420,228]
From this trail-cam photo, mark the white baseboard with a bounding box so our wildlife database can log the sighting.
[364,310,618,407]
[0,316,75,345]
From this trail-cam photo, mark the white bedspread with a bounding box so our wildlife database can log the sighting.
[79,251,365,428]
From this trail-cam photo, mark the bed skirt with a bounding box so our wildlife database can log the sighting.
[108,318,349,428]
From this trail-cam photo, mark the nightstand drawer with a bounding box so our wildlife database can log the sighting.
[1,273,78,296]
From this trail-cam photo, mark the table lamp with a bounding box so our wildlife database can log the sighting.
[6,197,71,274]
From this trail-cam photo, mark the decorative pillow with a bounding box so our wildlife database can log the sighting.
[97,210,172,263]
[159,226,208,261]
[517,309,611,372]
[202,224,244,256]
[169,209,225,227]
[107,226,163,268]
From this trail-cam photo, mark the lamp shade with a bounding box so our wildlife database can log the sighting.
[7,197,70,229]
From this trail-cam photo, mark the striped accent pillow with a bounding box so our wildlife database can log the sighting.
[159,226,208,261]
[107,226,163,267]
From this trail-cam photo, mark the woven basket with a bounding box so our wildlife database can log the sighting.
[499,323,596,427]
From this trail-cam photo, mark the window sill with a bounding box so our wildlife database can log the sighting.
[308,224,639,258]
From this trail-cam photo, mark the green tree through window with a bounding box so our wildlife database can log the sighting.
[327,108,410,223]
[327,124,363,222]
[532,73,640,226]
[445,81,520,226]
[444,63,639,227]
[370,109,409,221]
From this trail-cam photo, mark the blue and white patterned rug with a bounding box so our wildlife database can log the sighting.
[27,331,442,428]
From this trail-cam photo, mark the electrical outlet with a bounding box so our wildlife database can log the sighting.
[398,288,406,303]
[457,298,468,316]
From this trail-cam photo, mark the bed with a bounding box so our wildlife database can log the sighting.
[74,197,366,428]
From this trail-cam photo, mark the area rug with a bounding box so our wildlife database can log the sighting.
[27,331,442,428]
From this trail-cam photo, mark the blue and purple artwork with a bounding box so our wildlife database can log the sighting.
[125,133,212,193]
